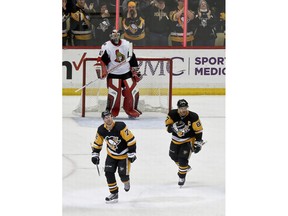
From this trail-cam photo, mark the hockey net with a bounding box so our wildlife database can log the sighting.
[73,57,173,117]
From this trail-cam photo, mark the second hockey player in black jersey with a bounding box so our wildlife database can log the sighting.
[91,110,137,203]
[165,99,205,187]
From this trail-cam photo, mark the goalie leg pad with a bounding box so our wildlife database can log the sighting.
[106,78,122,117]
[122,78,142,117]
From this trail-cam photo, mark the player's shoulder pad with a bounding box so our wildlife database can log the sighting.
[188,111,200,120]
[97,124,106,134]
[121,39,130,45]
[168,109,178,117]
[115,121,126,130]
[101,41,111,49]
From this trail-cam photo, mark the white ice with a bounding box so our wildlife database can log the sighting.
[63,95,225,216]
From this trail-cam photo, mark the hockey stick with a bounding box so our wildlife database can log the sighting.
[96,164,100,176]
[75,56,132,93]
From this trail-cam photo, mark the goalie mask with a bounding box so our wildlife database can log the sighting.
[110,29,120,45]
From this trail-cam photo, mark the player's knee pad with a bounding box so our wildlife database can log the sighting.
[105,171,116,183]
[119,174,129,182]
[169,150,178,162]
[169,142,179,162]
[106,78,122,117]
[122,78,142,117]
[178,143,192,160]
[117,158,130,176]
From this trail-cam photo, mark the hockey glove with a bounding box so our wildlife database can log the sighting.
[91,152,100,165]
[94,59,107,79]
[127,152,137,163]
[194,140,204,153]
[131,67,143,82]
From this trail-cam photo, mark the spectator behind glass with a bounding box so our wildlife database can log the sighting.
[144,0,171,46]
[169,0,195,46]
[192,0,218,46]
[70,0,93,46]
[122,1,146,46]
[83,0,98,14]
[63,0,71,46]
[122,0,151,15]
[92,2,115,46]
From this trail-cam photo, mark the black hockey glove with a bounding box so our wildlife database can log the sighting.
[91,152,100,165]
[194,140,204,153]
[127,152,137,163]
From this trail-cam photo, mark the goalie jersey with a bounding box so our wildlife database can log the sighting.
[165,109,203,145]
[99,39,138,76]
[91,121,136,160]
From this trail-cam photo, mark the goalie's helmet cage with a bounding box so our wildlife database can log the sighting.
[110,29,120,44]
[177,99,189,108]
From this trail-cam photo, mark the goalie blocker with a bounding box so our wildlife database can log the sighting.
[94,58,108,79]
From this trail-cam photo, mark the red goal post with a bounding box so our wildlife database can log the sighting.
[73,57,173,117]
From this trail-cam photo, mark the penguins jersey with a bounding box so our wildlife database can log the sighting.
[165,109,203,145]
[99,39,133,75]
[91,121,136,160]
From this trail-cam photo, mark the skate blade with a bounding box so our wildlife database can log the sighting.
[105,199,118,204]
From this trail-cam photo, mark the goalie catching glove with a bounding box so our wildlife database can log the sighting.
[127,152,137,163]
[91,152,100,165]
[94,58,107,79]
[131,67,143,82]
[193,140,204,153]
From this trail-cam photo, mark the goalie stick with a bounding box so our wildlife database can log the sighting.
[75,42,134,93]
[75,56,131,92]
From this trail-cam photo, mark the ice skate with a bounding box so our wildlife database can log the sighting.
[178,177,185,187]
[124,180,130,192]
[105,193,118,203]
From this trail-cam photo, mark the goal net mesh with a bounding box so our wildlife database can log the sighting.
[73,57,173,117]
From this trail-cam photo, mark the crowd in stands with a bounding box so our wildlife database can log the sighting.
[62,0,225,47]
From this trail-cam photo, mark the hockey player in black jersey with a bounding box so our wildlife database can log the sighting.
[91,110,137,203]
[165,99,205,187]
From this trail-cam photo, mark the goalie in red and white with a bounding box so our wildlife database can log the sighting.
[95,29,143,118]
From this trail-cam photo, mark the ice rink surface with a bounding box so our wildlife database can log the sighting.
[63,95,225,216]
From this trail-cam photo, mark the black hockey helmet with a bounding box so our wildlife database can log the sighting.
[177,99,189,108]
[101,110,112,119]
